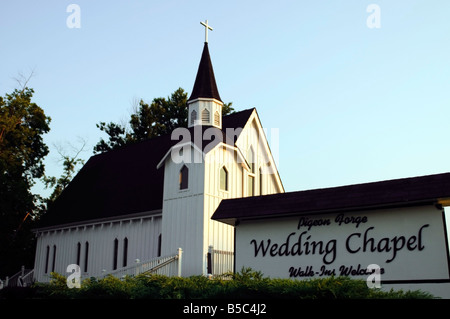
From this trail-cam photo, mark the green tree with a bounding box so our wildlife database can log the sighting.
[43,140,86,205]
[94,88,235,153]
[0,87,51,277]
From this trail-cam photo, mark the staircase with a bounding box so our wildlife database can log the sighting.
[101,248,183,279]
[0,248,183,289]
[0,266,34,289]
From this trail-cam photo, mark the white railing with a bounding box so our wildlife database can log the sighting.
[0,250,183,289]
[207,245,234,277]
[0,266,34,289]
[104,248,183,279]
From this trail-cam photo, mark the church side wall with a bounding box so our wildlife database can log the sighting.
[33,214,161,283]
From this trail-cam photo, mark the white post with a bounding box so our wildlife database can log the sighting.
[177,248,183,277]
[135,259,141,277]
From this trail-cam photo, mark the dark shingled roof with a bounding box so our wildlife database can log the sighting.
[188,43,222,102]
[212,172,450,226]
[37,108,255,229]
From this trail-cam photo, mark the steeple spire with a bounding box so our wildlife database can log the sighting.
[188,42,222,103]
[187,20,223,129]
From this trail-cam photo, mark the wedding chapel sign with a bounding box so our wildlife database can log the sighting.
[235,206,450,283]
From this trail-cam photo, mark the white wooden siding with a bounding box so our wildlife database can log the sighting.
[160,149,206,276]
[34,214,161,283]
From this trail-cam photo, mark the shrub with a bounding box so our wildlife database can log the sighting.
[2,269,435,299]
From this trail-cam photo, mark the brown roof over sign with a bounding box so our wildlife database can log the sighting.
[212,172,450,226]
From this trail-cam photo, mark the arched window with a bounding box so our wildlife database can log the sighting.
[84,241,89,272]
[51,245,57,272]
[259,167,263,195]
[122,237,128,267]
[113,238,119,270]
[158,234,162,257]
[45,245,50,274]
[247,147,255,196]
[248,147,255,174]
[76,242,81,266]
[220,166,228,191]
[190,110,197,125]
[179,165,189,190]
[248,174,255,196]
[214,111,220,127]
[201,108,210,124]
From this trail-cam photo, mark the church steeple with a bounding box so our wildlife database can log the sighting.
[188,42,222,103]
[188,20,223,129]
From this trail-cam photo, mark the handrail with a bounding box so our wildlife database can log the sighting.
[0,267,34,288]
[19,269,34,287]
[141,255,178,275]
[102,248,183,279]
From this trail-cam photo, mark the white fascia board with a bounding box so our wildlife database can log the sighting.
[210,142,251,171]
[33,209,162,234]
[187,97,224,106]
[156,141,205,169]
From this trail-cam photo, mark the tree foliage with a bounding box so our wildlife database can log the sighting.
[94,88,235,153]
[43,140,86,205]
[0,87,51,277]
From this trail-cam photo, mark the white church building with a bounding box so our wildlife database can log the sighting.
[33,25,284,282]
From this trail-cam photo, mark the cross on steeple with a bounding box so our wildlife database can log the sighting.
[200,20,213,43]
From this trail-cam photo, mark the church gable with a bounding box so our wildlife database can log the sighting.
[159,107,283,206]
[202,109,283,198]
[232,109,284,196]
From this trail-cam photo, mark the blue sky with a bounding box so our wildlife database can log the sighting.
[1,0,450,197]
